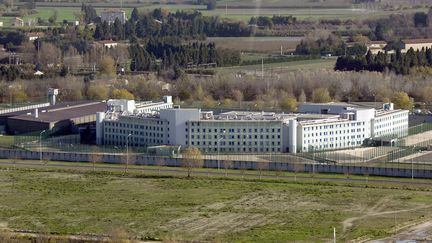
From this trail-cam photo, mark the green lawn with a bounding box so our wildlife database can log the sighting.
[0,165,431,242]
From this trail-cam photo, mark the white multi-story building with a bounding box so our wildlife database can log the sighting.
[96,96,173,145]
[96,100,409,154]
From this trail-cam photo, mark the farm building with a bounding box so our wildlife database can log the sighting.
[401,39,432,53]
[100,9,126,25]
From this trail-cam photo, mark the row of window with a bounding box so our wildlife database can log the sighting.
[187,140,281,146]
[186,128,281,133]
[302,140,363,151]
[188,134,281,140]
[104,138,165,146]
[200,147,281,153]
[303,134,365,144]
[303,122,365,131]
[303,128,366,137]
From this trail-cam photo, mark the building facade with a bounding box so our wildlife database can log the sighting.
[100,9,126,24]
[401,39,432,53]
[96,101,409,154]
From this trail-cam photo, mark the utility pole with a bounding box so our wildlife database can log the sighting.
[39,130,46,164]
[225,3,228,15]
[261,56,264,79]
[333,227,336,243]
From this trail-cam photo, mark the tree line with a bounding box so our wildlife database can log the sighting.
[91,7,301,41]
[248,15,297,29]
[335,48,432,75]
[92,7,251,40]
[129,38,240,72]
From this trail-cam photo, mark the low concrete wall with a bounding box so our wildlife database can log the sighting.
[1,149,431,179]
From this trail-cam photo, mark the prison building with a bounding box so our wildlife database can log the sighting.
[96,100,409,154]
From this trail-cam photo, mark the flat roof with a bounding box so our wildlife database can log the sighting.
[402,39,432,44]
[0,101,98,118]
[375,108,407,117]
[300,102,371,111]
[8,102,107,123]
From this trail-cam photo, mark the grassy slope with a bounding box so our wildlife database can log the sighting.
[0,167,431,242]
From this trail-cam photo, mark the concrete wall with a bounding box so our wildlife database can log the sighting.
[0,103,50,115]
[0,149,431,179]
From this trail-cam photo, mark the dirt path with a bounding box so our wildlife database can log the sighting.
[342,197,431,233]
[342,197,390,232]
[370,220,432,242]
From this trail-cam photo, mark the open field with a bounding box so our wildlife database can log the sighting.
[219,58,336,75]
[217,0,352,8]
[4,1,427,26]
[208,37,301,54]
[0,164,432,242]
[201,7,397,21]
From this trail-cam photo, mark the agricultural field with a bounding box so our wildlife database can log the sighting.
[5,0,428,26]
[217,0,353,8]
[202,5,430,21]
[219,58,336,75]
[0,166,431,242]
[207,37,301,54]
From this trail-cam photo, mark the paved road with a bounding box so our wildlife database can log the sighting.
[0,161,431,187]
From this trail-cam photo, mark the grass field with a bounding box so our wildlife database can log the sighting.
[219,58,336,75]
[208,37,301,53]
[4,1,426,26]
[202,5,427,21]
[0,164,431,242]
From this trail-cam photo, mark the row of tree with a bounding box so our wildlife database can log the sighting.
[129,39,240,71]
[295,32,367,56]
[92,7,252,40]
[335,48,432,75]
[248,15,297,29]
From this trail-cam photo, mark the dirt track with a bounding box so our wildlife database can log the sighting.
[370,221,432,242]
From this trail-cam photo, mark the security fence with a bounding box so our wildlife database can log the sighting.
[1,149,432,179]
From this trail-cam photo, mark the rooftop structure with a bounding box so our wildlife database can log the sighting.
[95,40,118,48]
[26,32,45,41]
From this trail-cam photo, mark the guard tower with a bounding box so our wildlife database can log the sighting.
[48,88,59,106]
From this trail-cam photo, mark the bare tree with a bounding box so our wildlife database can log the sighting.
[293,162,304,182]
[181,146,204,178]
[256,162,267,179]
[18,41,37,64]
[239,162,247,179]
[122,149,135,175]
[39,42,61,67]
[223,156,234,177]
[274,163,284,179]
[89,147,103,172]
[63,46,83,72]
[364,171,369,184]
[43,153,52,167]
[155,157,165,175]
